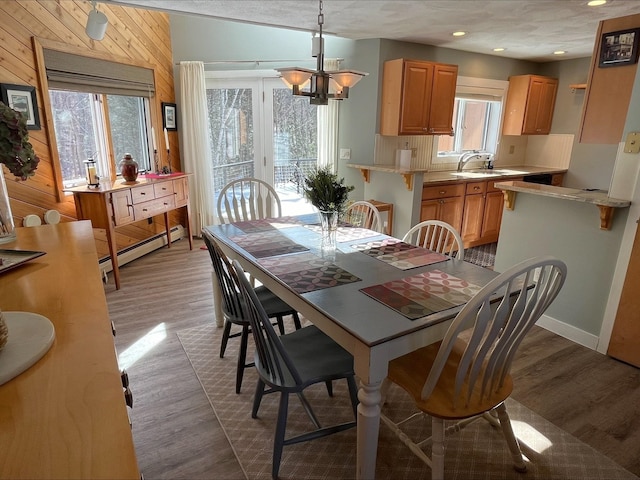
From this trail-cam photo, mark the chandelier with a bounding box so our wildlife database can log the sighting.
[276,0,368,105]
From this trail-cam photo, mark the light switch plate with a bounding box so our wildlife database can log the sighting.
[624,132,640,154]
[339,148,351,160]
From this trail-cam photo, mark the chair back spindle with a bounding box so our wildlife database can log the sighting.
[217,178,282,224]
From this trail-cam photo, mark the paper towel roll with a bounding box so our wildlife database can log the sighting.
[395,149,412,169]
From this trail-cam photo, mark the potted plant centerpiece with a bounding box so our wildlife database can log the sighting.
[302,166,354,249]
[0,101,40,244]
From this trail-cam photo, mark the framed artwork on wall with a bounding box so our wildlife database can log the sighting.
[599,28,640,68]
[0,83,40,130]
[162,102,177,131]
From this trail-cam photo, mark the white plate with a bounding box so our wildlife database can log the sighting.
[0,312,55,386]
[44,209,61,225]
[23,214,42,227]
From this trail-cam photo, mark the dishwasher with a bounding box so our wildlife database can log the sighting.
[523,173,553,185]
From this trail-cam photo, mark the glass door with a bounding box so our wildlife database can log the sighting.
[206,75,317,216]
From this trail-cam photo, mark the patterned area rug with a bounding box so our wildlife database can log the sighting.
[177,322,637,480]
[464,242,497,268]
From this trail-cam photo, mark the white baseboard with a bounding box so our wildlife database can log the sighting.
[99,225,186,275]
[536,314,599,350]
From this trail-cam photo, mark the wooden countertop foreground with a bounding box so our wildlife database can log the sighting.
[0,222,139,479]
[495,180,631,230]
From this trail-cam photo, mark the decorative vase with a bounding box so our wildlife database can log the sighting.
[0,172,16,244]
[119,153,138,183]
[319,210,338,251]
[0,309,8,351]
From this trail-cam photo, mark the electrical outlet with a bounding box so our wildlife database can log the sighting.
[411,148,418,159]
[509,145,515,154]
[340,148,351,160]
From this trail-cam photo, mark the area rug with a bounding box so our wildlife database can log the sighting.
[177,322,638,480]
[464,242,497,268]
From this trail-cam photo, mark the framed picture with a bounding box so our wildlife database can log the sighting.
[162,102,177,131]
[0,83,40,130]
[599,28,640,68]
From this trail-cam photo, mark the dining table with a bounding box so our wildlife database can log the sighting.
[204,213,499,479]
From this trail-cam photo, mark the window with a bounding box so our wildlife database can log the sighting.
[434,77,507,164]
[38,46,156,191]
[50,90,151,188]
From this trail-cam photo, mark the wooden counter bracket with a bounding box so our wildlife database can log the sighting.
[358,168,371,183]
[597,205,615,230]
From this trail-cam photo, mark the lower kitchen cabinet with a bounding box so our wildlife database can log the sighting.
[420,183,465,234]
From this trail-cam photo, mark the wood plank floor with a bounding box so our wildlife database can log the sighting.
[105,239,640,479]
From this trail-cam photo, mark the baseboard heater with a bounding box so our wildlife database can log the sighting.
[98,225,185,275]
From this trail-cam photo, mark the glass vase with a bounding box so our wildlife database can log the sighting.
[0,172,16,244]
[319,210,338,251]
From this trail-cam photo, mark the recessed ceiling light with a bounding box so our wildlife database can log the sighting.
[493,48,505,52]
[553,50,566,55]
[452,31,466,37]
[587,0,607,6]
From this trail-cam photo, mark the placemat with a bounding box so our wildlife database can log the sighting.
[229,230,308,258]
[231,216,303,233]
[360,269,481,320]
[304,224,381,242]
[352,239,450,270]
[258,252,360,293]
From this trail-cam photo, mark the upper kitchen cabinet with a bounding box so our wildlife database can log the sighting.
[380,59,458,136]
[502,74,558,135]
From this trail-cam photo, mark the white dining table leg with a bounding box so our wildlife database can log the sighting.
[356,380,383,479]
[211,272,224,328]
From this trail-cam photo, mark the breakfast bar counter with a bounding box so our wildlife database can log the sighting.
[495,180,631,230]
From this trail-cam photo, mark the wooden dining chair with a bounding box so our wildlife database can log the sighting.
[402,220,465,259]
[217,177,282,224]
[381,256,567,480]
[202,231,301,394]
[232,258,359,479]
[344,200,383,233]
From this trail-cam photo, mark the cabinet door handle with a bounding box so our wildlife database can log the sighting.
[474,186,481,191]
[140,192,146,195]
[439,190,446,195]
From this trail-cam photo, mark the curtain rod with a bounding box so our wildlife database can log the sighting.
[175,59,344,66]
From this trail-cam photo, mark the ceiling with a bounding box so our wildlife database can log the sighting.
[108,0,640,62]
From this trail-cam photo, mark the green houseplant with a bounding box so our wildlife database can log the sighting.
[302,166,354,215]
[0,101,40,180]
[0,101,40,244]
[302,166,354,250]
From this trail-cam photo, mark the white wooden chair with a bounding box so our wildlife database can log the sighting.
[217,177,281,224]
[402,220,464,258]
[344,201,383,233]
[381,256,567,480]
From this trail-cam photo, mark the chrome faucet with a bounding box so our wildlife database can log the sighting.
[457,151,493,172]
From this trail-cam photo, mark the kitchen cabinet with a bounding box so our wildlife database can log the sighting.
[502,74,558,135]
[380,58,458,136]
[420,183,464,233]
[461,178,524,247]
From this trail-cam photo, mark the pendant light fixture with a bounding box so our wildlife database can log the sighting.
[276,0,368,105]
[86,0,108,41]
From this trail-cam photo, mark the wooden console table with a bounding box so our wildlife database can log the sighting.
[0,222,139,479]
[66,173,193,289]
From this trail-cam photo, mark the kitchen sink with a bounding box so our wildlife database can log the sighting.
[451,169,528,178]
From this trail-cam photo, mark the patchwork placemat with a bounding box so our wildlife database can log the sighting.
[352,239,450,270]
[258,252,360,293]
[229,230,308,258]
[231,216,303,233]
[360,269,481,320]
[304,224,381,242]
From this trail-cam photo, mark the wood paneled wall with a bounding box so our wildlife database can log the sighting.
[0,0,182,256]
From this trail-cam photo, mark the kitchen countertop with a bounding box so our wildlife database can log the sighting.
[495,180,631,230]
[347,162,567,188]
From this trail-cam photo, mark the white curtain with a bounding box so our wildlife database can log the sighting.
[179,61,216,234]
[317,58,340,171]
